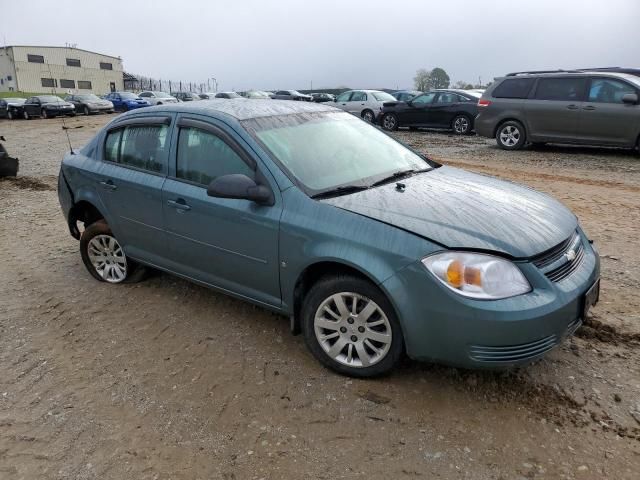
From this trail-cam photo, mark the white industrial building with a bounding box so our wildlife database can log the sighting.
[0,45,124,94]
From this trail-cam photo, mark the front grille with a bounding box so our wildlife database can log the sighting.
[530,231,585,283]
[531,231,579,268]
[469,334,557,363]
[544,242,585,282]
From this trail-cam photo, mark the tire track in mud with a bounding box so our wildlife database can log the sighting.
[436,159,640,193]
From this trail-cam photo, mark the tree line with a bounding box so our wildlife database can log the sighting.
[414,67,483,91]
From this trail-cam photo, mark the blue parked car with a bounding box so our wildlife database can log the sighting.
[104,91,150,111]
[57,100,599,377]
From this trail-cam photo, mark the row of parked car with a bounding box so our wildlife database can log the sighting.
[3,67,639,152]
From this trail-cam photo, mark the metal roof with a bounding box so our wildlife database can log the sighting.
[139,99,336,121]
[1,45,122,60]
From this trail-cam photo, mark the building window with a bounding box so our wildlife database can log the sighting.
[6,75,11,81]
[41,78,57,88]
[66,58,81,67]
[60,79,76,89]
[100,62,113,70]
[28,54,45,63]
[77,80,92,90]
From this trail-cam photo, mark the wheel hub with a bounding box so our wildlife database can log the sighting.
[313,292,392,368]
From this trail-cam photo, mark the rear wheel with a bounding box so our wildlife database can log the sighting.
[496,120,526,150]
[302,275,403,377]
[452,114,472,135]
[361,109,375,123]
[381,113,398,131]
[80,220,147,284]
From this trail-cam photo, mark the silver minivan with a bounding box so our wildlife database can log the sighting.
[327,90,397,122]
[475,71,640,151]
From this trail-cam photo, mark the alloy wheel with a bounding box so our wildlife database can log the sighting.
[41,109,47,119]
[87,234,128,283]
[84,106,90,115]
[362,110,374,122]
[499,125,520,147]
[382,114,397,130]
[7,110,13,120]
[454,116,469,134]
[314,292,392,368]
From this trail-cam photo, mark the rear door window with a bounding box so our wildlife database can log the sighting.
[104,125,169,173]
[588,78,637,103]
[534,78,587,101]
[492,78,535,99]
[434,93,457,104]
[351,91,366,102]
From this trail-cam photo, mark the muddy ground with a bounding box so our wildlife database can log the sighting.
[1,115,639,479]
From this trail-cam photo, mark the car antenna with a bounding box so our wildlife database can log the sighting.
[45,61,76,154]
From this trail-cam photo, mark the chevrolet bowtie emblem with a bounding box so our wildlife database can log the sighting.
[565,249,576,262]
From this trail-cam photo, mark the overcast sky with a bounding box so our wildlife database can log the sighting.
[2,0,639,91]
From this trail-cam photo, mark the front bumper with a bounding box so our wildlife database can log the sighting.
[381,231,600,368]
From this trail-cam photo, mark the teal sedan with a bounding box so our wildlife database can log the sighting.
[57,100,600,377]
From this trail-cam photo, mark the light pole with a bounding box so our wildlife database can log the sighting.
[211,77,218,92]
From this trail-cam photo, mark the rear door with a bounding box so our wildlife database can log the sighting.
[402,92,437,125]
[577,77,640,146]
[525,76,587,141]
[161,116,282,307]
[347,91,367,115]
[25,97,40,116]
[95,115,172,265]
[429,92,462,127]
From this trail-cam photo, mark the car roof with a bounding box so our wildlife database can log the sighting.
[132,98,335,120]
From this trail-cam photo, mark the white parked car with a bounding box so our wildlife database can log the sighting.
[327,89,397,122]
[138,91,178,105]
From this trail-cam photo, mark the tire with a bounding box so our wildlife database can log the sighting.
[23,110,30,120]
[496,120,526,150]
[452,114,472,135]
[381,113,398,131]
[41,108,48,119]
[7,110,13,120]
[361,109,375,123]
[108,110,115,114]
[408,126,419,131]
[80,220,147,284]
[84,106,90,116]
[157,102,162,105]
[301,275,404,377]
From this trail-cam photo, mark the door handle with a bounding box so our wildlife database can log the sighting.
[167,199,191,211]
[99,180,117,191]
[583,105,596,111]
[566,104,579,110]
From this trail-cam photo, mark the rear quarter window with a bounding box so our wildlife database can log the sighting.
[492,78,535,99]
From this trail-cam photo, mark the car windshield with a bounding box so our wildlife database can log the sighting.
[243,111,430,195]
[39,96,65,103]
[77,94,101,101]
[371,91,396,102]
[120,92,139,99]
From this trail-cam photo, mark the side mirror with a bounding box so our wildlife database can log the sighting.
[207,174,273,205]
[622,93,638,105]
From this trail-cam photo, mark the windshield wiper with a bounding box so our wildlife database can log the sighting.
[369,168,431,188]
[312,184,369,199]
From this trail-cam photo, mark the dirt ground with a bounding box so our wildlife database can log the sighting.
[1,114,639,480]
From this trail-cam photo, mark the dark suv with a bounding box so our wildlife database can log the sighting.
[475,71,640,151]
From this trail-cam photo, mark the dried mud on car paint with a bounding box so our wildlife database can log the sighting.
[1,117,640,479]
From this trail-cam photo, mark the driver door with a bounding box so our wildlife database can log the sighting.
[161,116,282,307]
[402,92,437,125]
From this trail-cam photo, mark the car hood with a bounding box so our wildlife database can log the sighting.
[321,166,577,258]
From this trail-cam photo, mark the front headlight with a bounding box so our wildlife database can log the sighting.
[422,252,531,300]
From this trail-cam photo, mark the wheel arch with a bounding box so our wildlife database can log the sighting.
[290,260,398,336]
[493,117,527,138]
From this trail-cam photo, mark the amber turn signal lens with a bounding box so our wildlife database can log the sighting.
[446,260,463,288]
